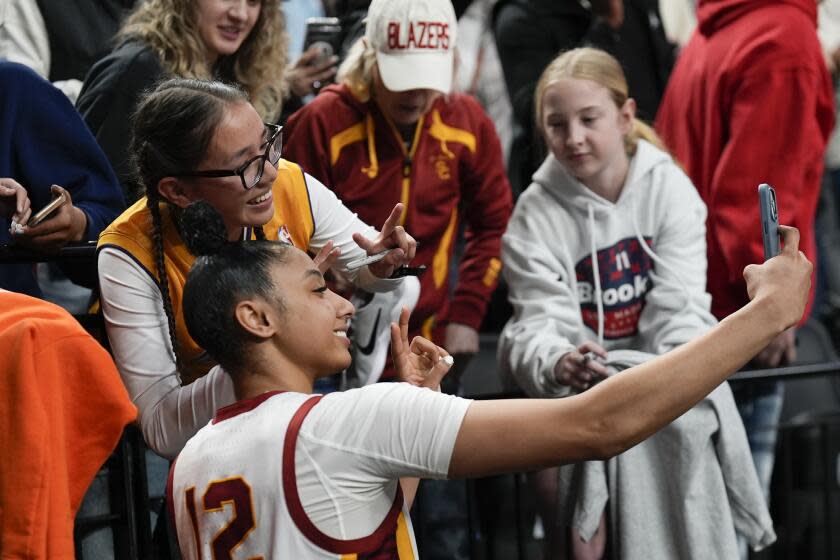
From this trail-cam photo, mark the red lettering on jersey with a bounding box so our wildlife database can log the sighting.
[184,477,264,560]
[440,23,449,49]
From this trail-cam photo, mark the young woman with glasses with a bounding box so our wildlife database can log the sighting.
[97,78,416,459]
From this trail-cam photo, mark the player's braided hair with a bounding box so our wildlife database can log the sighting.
[182,201,290,373]
[130,78,252,374]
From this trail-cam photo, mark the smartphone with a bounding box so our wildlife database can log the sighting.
[28,189,68,227]
[302,17,342,68]
[758,183,781,260]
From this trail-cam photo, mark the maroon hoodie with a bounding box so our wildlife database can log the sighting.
[656,0,834,320]
[284,84,513,349]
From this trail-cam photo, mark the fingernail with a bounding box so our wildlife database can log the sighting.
[442,355,454,366]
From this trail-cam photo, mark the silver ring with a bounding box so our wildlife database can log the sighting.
[312,80,322,90]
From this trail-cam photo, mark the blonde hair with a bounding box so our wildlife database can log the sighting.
[534,47,664,155]
[337,37,378,102]
[117,0,288,120]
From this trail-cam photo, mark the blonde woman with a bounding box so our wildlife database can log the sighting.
[77,0,334,201]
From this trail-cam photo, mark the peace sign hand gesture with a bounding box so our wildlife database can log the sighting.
[352,203,418,279]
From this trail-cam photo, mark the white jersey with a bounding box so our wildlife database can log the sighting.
[168,383,471,559]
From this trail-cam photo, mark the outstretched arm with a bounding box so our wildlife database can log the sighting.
[449,227,811,478]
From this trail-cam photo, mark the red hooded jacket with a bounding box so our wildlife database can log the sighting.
[284,84,513,340]
[656,0,834,320]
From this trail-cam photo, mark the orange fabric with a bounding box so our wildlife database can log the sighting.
[0,291,136,559]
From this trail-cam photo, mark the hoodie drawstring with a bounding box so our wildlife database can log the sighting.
[361,113,379,179]
[628,195,698,314]
[587,203,605,347]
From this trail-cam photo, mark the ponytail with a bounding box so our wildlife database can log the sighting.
[626,118,666,155]
[182,201,291,374]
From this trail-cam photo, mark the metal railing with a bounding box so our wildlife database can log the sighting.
[452,359,840,560]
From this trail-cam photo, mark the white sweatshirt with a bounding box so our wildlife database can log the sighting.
[499,140,717,397]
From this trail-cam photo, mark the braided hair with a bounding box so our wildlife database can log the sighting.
[130,78,251,373]
[182,201,290,374]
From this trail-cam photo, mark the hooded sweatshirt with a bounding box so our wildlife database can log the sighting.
[499,140,717,397]
[284,83,513,341]
[656,0,835,321]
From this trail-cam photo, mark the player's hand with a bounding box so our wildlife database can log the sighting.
[754,327,797,368]
[554,341,609,391]
[16,185,87,251]
[391,307,452,391]
[287,45,338,97]
[313,240,341,274]
[352,203,417,278]
[1,178,31,230]
[743,225,811,331]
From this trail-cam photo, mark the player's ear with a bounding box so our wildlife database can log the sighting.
[234,298,276,339]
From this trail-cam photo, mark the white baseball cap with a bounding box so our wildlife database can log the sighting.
[365,0,457,94]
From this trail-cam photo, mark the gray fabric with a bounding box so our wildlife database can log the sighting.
[557,350,776,559]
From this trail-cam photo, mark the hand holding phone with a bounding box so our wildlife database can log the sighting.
[1,178,32,232]
[758,183,781,260]
[290,17,342,95]
[13,185,87,249]
[28,188,68,227]
[303,17,342,65]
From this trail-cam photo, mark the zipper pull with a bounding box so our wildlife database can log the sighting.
[403,155,412,177]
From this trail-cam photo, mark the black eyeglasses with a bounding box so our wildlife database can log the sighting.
[171,123,283,190]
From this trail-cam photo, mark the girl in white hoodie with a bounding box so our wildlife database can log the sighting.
[499,48,718,558]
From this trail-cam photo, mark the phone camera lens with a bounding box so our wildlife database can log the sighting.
[770,192,777,221]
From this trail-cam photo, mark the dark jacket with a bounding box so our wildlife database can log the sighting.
[77,40,165,202]
[34,0,135,83]
[0,62,125,295]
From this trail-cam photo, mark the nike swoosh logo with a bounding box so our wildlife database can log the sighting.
[356,309,382,356]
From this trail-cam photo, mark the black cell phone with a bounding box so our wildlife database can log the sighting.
[302,17,342,66]
[758,183,781,260]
